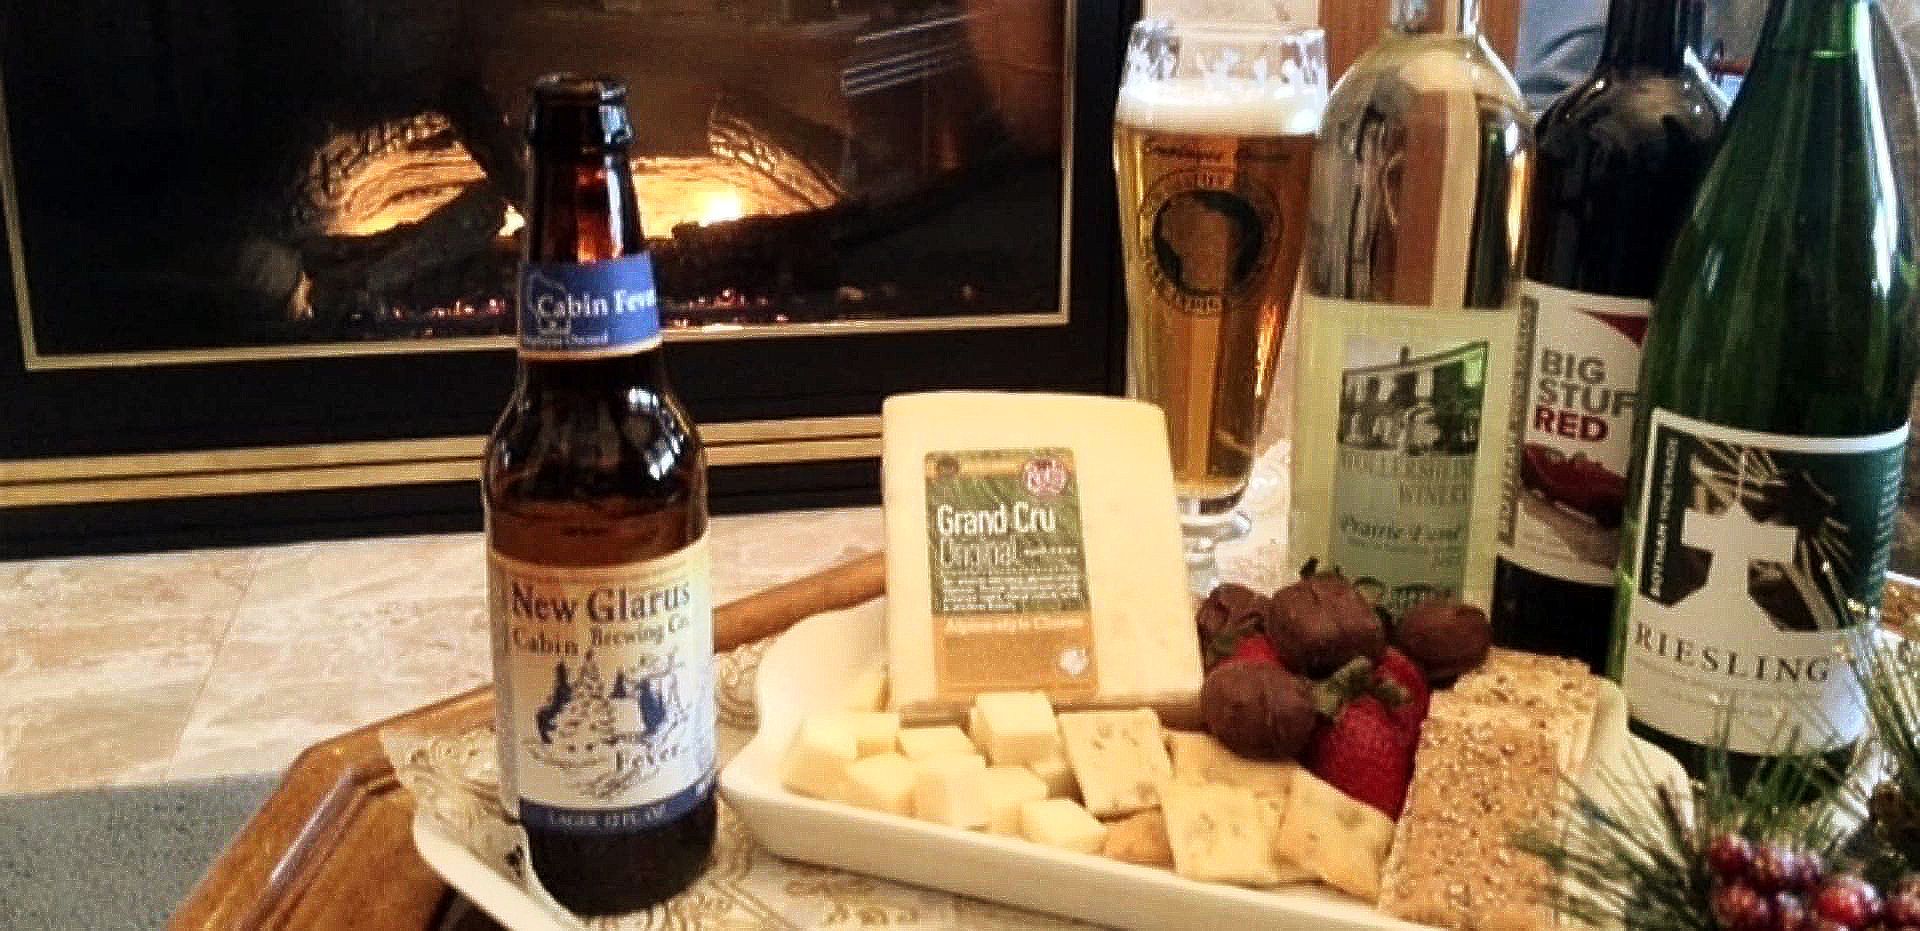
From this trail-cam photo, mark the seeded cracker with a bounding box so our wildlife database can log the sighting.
[1377,707,1562,929]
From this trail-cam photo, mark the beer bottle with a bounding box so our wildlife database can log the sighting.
[483,74,716,915]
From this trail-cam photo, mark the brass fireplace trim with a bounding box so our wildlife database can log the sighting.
[0,415,881,508]
[2,2,1081,372]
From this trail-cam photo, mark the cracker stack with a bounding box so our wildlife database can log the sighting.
[1450,648,1602,776]
[1378,649,1603,928]
[1376,700,1562,928]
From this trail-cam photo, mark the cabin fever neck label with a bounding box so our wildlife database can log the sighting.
[518,253,661,357]
[488,541,714,834]
[1621,410,1905,754]
[924,448,1097,701]
[1499,281,1649,585]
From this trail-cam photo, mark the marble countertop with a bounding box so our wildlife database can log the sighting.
[0,506,885,796]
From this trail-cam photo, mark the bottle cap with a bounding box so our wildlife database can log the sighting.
[527,73,633,149]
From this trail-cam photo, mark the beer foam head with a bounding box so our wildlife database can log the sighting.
[1116,79,1325,136]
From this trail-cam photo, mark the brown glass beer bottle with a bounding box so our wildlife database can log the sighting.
[482,73,715,915]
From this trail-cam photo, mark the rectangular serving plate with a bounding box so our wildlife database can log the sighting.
[718,599,1689,931]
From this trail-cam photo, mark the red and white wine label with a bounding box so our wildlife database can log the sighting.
[488,540,715,834]
[1498,281,1649,585]
[1619,410,1905,754]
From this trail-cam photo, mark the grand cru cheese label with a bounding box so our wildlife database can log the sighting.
[1499,281,1649,585]
[487,541,715,833]
[1620,410,1905,753]
[923,448,1097,701]
[1291,296,1521,617]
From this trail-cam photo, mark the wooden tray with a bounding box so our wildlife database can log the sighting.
[168,552,885,931]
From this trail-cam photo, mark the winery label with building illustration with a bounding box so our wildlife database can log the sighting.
[924,448,1096,700]
[1621,410,1906,753]
[1328,333,1491,617]
[488,542,715,833]
[1500,281,1649,584]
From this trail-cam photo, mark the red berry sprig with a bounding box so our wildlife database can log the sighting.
[1700,832,1920,931]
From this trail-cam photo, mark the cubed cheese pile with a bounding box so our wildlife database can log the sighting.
[780,688,1394,904]
[783,690,1119,852]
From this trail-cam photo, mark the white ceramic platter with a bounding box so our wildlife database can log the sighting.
[719,599,1692,931]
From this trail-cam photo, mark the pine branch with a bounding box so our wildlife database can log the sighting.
[1518,712,1850,928]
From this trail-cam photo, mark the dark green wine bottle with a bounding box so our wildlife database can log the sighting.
[1609,0,1918,782]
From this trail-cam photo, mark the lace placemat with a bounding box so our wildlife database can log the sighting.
[382,642,1088,930]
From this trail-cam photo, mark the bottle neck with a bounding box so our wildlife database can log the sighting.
[1391,0,1479,35]
[1598,0,1700,71]
[1752,0,1865,58]
[519,349,670,395]
[525,148,645,264]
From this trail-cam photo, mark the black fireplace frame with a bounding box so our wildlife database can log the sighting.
[0,0,1138,558]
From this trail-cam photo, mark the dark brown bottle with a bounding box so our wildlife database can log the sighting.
[1490,0,1724,672]
[482,74,715,915]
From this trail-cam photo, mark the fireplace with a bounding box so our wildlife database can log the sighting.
[0,0,1129,557]
[4,0,1066,361]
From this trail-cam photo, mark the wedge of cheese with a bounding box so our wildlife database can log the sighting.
[882,392,1202,725]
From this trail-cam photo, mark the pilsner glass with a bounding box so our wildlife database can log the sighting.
[1113,19,1328,586]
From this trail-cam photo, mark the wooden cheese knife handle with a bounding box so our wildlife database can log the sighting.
[170,550,886,931]
[715,549,885,652]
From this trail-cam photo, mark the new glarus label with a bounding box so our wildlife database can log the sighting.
[1620,410,1905,754]
[488,541,715,834]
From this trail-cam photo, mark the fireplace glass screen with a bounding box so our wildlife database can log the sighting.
[2,0,1067,364]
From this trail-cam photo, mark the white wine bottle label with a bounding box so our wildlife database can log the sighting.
[1620,410,1906,754]
[1498,281,1649,585]
[1290,296,1520,616]
[488,540,715,833]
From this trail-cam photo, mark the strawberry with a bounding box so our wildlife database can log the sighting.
[1372,648,1431,739]
[1306,688,1416,819]
[1226,634,1282,668]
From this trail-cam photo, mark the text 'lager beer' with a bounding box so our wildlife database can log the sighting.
[483,74,716,915]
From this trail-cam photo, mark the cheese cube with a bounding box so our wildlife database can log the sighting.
[882,393,1204,725]
[1160,782,1289,886]
[1102,810,1175,867]
[838,752,916,816]
[782,716,859,799]
[821,710,901,757]
[971,691,1061,765]
[841,666,890,712]
[1018,798,1108,855]
[1027,754,1078,799]
[982,765,1051,835]
[912,755,991,828]
[897,725,978,761]
[1274,770,1397,902]
[1166,730,1298,800]
[1057,709,1173,817]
